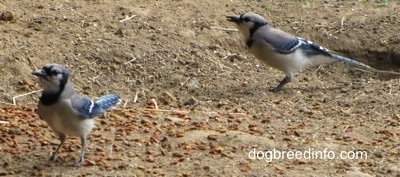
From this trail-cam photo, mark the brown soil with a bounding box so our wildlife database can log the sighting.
[1,0,399,176]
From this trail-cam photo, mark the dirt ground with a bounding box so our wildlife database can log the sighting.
[1,0,400,176]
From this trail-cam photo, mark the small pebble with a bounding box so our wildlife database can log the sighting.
[183,96,197,106]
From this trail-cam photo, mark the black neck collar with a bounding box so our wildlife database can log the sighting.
[246,23,267,48]
[40,80,68,106]
[40,90,63,105]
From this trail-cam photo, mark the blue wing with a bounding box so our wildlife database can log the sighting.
[94,94,121,110]
[274,37,300,54]
[249,36,301,54]
[71,94,120,119]
[254,27,332,55]
[255,28,302,54]
[297,38,332,57]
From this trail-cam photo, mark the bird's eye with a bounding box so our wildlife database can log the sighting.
[48,70,58,76]
[243,17,250,22]
[43,66,61,76]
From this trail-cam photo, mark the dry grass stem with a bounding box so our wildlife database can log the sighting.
[12,89,43,105]
[119,15,136,23]
[211,26,238,32]
[150,99,158,109]
[0,120,9,124]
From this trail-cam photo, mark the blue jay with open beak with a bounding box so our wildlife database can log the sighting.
[226,12,376,92]
[32,63,121,167]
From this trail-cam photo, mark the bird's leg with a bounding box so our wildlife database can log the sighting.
[74,136,87,167]
[271,74,293,92]
[49,133,66,162]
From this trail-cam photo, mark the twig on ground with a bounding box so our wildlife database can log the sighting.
[89,59,99,65]
[180,77,191,86]
[119,15,137,23]
[315,65,324,72]
[12,89,43,105]
[204,57,232,71]
[227,112,247,116]
[150,99,158,109]
[91,74,101,82]
[340,17,345,28]
[0,120,9,124]
[343,125,349,132]
[133,91,138,103]
[211,26,238,32]
[27,57,36,70]
[154,49,171,53]
[221,54,237,60]
[124,57,137,65]
[312,129,320,140]
[138,108,189,114]
[123,100,128,108]
[109,127,116,157]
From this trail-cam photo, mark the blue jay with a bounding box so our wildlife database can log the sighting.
[226,12,376,92]
[32,63,121,167]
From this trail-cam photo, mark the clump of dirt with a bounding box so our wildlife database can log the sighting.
[0,11,13,21]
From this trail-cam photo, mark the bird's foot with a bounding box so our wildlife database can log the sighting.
[270,87,282,93]
[74,158,83,167]
[49,154,58,162]
[271,75,292,92]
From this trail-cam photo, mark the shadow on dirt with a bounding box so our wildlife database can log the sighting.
[337,48,400,81]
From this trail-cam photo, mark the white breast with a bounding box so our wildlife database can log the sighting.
[38,100,95,137]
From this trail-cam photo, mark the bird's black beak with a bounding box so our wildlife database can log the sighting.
[32,69,46,77]
[226,15,241,23]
